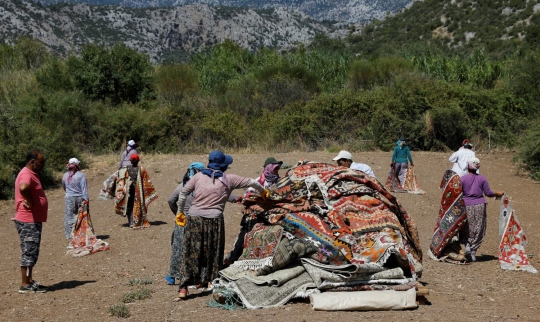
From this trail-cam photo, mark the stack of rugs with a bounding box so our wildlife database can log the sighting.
[212,162,423,311]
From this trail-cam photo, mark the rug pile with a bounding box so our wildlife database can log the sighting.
[212,162,423,310]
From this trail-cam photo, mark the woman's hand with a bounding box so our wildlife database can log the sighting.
[495,191,505,200]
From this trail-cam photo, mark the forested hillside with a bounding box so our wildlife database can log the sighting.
[349,0,540,58]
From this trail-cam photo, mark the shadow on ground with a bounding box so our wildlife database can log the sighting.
[120,221,167,227]
[476,254,498,262]
[47,280,97,292]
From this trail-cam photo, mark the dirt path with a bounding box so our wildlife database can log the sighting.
[1,151,539,321]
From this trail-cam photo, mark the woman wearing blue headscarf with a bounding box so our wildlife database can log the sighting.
[175,150,268,299]
[391,140,414,187]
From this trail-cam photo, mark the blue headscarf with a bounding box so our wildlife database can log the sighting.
[201,150,233,179]
[182,162,205,185]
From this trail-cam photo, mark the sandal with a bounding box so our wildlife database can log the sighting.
[178,288,188,299]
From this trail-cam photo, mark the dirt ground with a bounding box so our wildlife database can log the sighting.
[1,151,539,321]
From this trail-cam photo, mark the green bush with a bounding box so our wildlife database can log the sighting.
[67,42,155,105]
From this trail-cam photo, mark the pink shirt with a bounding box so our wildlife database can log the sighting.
[15,167,48,223]
[179,172,264,218]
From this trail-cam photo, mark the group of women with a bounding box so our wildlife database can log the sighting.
[59,136,499,299]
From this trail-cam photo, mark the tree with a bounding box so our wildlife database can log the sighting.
[68,42,154,105]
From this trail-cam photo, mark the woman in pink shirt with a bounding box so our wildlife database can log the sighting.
[174,150,266,299]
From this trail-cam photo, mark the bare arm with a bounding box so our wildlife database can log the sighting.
[19,183,33,208]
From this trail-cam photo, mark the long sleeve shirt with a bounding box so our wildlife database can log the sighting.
[168,183,238,215]
[62,171,89,201]
[177,172,264,218]
[391,146,413,164]
[119,148,137,169]
[460,173,496,206]
[449,148,476,177]
[350,162,377,179]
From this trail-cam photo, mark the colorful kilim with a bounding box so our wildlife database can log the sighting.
[403,166,425,195]
[385,167,406,193]
[498,195,538,273]
[233,223,284,270]
[281,212,345,265]
[132,167,158,229]
[67,202,110,257]
[430,170,468,258]
[100,167,157,229]
[241,162,422,272]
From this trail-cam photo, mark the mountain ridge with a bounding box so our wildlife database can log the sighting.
[1,0,340,62]
[26,0,416,23]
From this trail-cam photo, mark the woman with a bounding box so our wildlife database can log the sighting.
[119,140,138,169]
[460,157,504,262]
[62,158,88,240]
[391,140,413,187]
[224,156,283,265]
[165,162,204,285]
[175,150,267,298]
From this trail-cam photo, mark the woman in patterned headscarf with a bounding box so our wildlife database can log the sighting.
[224,157,283,266]
[460,157,504,262]
[174,150,268,299]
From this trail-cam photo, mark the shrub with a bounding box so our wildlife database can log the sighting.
[121,288,152,303]
[67,42,154,105]
[107,304,130,318]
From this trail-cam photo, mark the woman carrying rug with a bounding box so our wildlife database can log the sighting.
[461,157,504,262]
[101,153,158,229]
[62,158,88,240]
[224,156,283,266]
[391,140,413,188]
[175,150,268,299]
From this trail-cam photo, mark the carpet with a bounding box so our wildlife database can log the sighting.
[302,258,409,289]
[219,263,305,286]
[214,271,316,309]
[499,194,537,273]
[232,223,283,270]
[67,202,110,257]
[430,170,468,258]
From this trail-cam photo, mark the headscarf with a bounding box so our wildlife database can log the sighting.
[67,158,81,183]
[258,163,281,186]
[182,162,205,185]
[468,157,481,171]
[201,150,233,181]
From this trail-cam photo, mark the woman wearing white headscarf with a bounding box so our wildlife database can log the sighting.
[62,158,88,240]
[118,140,138,169]
[460,157,504,261]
